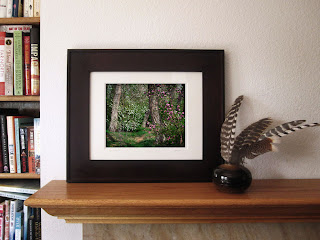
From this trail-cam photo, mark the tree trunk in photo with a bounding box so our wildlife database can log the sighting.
[148,84,163,144]
[109,84,122,132]
[141,109,150,128]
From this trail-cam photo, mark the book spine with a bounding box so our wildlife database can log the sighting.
[20,128,28,173]
[6,116,16,173]
[14,211,22,240]
[4,33,13,95]
[33,0,39,17]
[0,132,3,173]
[0,192,29,200]
[13,31,23,95]
[0,25,32,34]
[27,215,34,240]
[4,200,9,240]
[14,118,21,173]
[34,118,40,175]
[23,0,33,17]
[9,201,15,240]
[6,0,12,18]
[23,34,31,95]
[23,206,29,240]
[33,209,40,240]
[12,0,17,17]
[0,32,5,95]
[30,28,39,96]
[0,0,6,18]
[27,126,35,173]
[0,203,4,240]
[17,0,22,17]
[0,115,9,173]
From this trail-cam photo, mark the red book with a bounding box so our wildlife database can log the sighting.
[27,126,35,173]
[0,32,5,95]
[23,34,31,95]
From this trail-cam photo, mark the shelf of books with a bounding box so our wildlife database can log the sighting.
[0,1,42,240]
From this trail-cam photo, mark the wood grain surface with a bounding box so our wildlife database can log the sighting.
[25,180,320,224]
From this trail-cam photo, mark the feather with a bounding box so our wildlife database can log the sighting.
[230,118,272,164]
[220,95,244,162]
[242,122,319,160]
[241,138,277,160]
[259,120,306,140]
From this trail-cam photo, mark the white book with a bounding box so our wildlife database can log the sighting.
[0,0,7,18]
[0,180,39,194]
[23,0,33,17]
[6,116,16,173]
[23,205,30,240]
[4,34,13,95]
[0,34,5,96]
[6,0,12,18]
[0,191,30,201]
[9,200,23,240]
[34,118,40,175]
[0,25,32,33]
[33,0,40,17]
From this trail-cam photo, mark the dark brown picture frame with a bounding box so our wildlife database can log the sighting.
[67,49,224,183]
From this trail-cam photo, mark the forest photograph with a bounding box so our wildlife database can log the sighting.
[106,84,185,147]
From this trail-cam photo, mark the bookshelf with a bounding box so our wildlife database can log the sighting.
[0,18,40,179]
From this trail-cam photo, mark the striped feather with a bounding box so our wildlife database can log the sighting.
[220,95,244,162]
[260,120,305,140]
[241,138,276,160]
[271,123,320,137]
[230,118,272,164]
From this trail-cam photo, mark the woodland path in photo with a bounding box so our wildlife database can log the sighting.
[106,84,185,147]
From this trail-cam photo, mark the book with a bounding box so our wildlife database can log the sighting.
[33,118,40,175]
[13,31,23,96]
[23,206,30,240]
[12,0,22,17]
[23,34,31,95]
[0,115,9,173]
[20,128,28,173]
[4,33,13,96]
[0,0,7,18]
[0,25,32,33]
[0,192,30,201]
[0,180,39,194]
[27,215,34,240]
[23,0,33,17]
[0,32,5,95]
[0,202,4,240]
[9,200,23,240]
[14,211,23,240]
[6,0,12,18]
[0,135,2,173]
[26,126,35,173]
[6,116,16,173]
[15,117,34,173]
[30,28,39,96]
[33,209,40,240]
[3,200,9,240]
[33,0,39,17]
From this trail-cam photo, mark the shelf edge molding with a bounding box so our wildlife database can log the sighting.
[24,179,320,224]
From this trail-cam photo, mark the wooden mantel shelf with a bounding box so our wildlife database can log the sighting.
[24,180,320,224]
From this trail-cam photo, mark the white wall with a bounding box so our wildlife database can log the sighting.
[41,0,320,239]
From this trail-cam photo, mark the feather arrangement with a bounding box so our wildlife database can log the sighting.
[221,96,319,165]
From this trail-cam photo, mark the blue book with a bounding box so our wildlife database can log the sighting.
[14,117,34,173]
[15,211,23,240]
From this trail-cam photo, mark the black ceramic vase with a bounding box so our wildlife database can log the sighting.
[213,164,252,193]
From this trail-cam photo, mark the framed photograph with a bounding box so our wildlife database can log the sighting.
[67,49,224,182]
